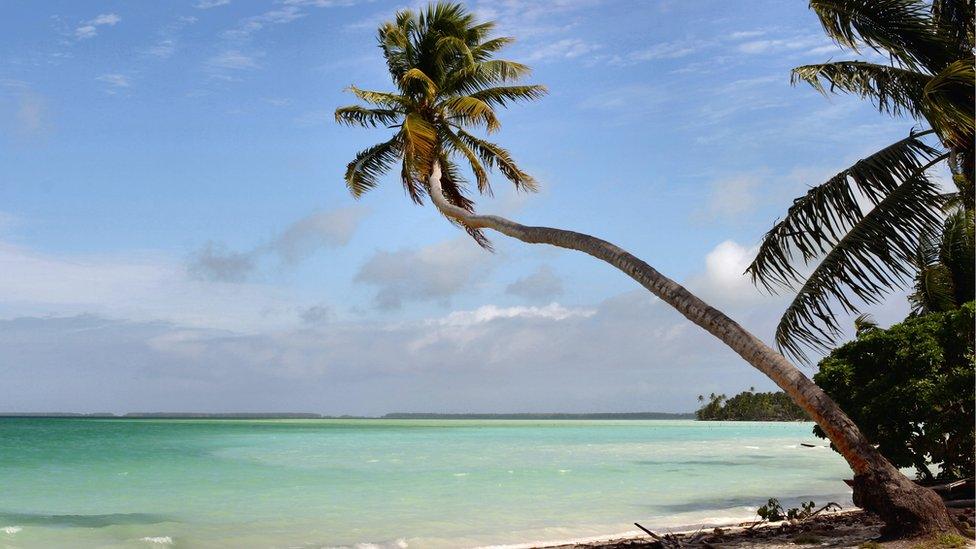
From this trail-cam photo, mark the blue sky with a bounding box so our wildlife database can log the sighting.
[0,0,923,414]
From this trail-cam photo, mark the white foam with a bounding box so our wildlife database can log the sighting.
[1,526,22,535]
[744,445,761,449]
[352,541,408,549]
[452,472,469,477]
[140,536,173,545]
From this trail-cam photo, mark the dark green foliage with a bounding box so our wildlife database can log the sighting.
[910,209,975,315]
[695,389,809,421]
[813,302,975,481]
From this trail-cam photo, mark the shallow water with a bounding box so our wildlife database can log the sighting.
[0,418,852,548]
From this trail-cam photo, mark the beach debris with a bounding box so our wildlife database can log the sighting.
[633,522,708,548]
[747,498,842,531]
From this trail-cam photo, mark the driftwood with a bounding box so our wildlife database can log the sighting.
[634,522,709,548]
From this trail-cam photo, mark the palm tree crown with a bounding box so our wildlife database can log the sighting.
[746,0,974,360]
[335,2,546,247]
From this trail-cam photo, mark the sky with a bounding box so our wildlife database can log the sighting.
[0,0,927,415]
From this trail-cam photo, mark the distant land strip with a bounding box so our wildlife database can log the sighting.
[0,412,696,420]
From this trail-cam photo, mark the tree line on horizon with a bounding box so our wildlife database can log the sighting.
[695,389,810,422]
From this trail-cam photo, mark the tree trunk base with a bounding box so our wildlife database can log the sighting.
[852,468,958,538]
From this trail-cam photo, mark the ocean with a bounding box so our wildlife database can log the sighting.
[0,418,852,548]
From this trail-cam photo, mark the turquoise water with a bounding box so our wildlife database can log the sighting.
[0,419,852,548]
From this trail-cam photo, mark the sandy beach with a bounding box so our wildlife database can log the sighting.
[537,508,976,548]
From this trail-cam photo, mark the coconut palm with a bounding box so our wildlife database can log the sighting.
[336,2,955,535]
[746,0,975,360]
[910,208,975,314]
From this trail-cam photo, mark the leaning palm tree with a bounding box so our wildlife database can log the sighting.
[746,0,975,360]
[336,2,955,535]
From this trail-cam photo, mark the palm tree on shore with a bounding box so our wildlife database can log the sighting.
[746,0,975,360]
[335,2,955,535]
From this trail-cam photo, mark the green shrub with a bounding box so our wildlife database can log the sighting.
[813,303,975,481]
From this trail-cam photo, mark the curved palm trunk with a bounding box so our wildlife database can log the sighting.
[427,163,955,536]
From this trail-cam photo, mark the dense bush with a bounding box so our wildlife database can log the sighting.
[696,389,808,421]
[813,302,975,481]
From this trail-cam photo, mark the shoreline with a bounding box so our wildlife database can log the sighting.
[477,509,863,549]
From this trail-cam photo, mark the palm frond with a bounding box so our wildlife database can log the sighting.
[932,0,975,57]
[471,37,515,60]
[435,153,492,249]
[773,169,945,360]
[334,105,402,128]
[922,59,976,147]
[443,96,500,132]
[346,86,410,109]
[344,135,403,197]
[791,61,930,118]
[441,126,490,194]
[809,0,950,72]
[853,313,878,335]
[443,60,532,95]
[456,129,537,191]
[747,130,941,292]
[470,85,548,108]
[401,111,437,164]
[400,67,439,99]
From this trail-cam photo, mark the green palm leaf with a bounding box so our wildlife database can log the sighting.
[334,106,402,128]
[344,135,403,197]
[335,2,544,248]
[773,168,945,359]
[809,0,951,72]
[932,0,976,57]
[456,129,537,191]
[443,96,500,132]
[470,85,548,108]
[346,86,411,109]
[792,61,930,118]
[748,130,941,292]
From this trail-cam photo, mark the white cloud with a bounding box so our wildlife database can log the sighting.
[730,30,765,40]
[2,233,907,414]
[355,239,494,309]
[2,81,52,140]
[148,39,177,58]
[96,74,131,88]
[603,41,699,66]
[437,303,593,327]
[146,15,197,59]
[506,265,563,301]
[222,6,306,41]
[207,50,261,70]
[0,241,298,332]
[195,0,231,8]
[702,174,761,220]
[75,13,121,40]
[700,240,757,296]
[523,38,601,62]
[189,206,366,282]
[736,34,823,55]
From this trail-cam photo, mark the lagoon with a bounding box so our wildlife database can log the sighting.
[0,418,852,548]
